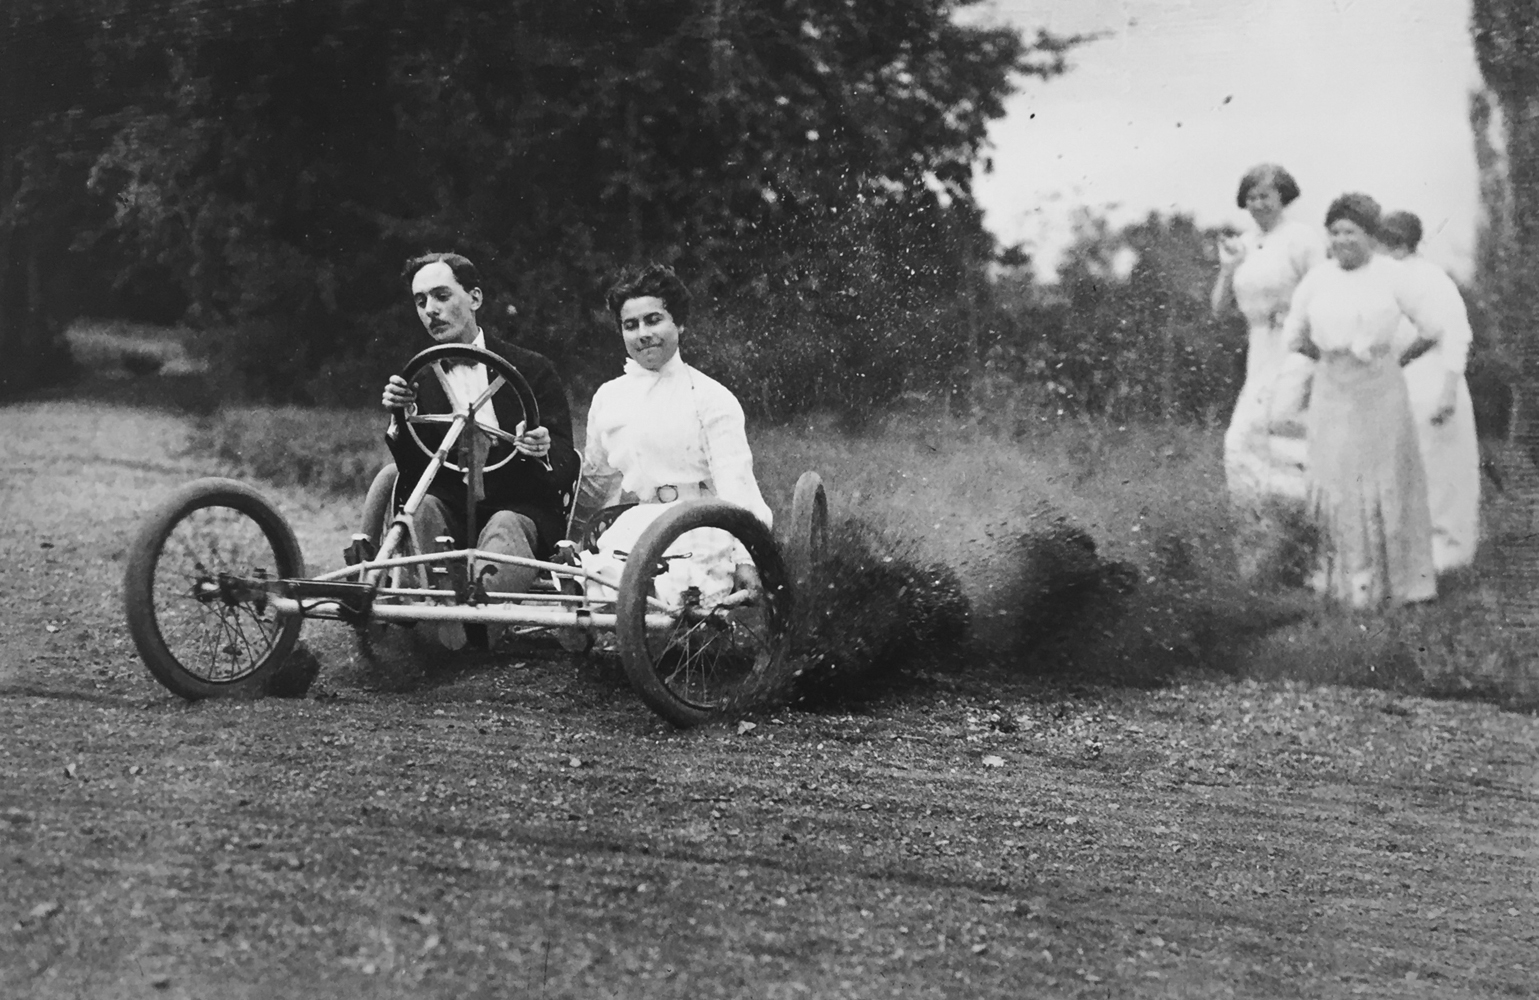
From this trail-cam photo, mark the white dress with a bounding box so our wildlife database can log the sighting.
[1282,255,1442,607]
[1223,216,1325,580]
[1396,255,1480,572]
[577,353,772,608]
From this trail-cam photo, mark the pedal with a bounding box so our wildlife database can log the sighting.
[343,534,377,566]
[434,536,469,601]
[470,564,498,605]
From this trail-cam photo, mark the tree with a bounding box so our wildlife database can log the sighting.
[1471,0,1539,440]
[0,0,122,395]
[2,0,1086,411]
[997,209,1240,424]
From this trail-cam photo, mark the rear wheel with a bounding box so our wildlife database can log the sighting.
[615,500,791,727]
[123,479,304,699]
[783,471,828,597]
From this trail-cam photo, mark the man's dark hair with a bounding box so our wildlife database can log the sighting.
[605,263,691,328]
[403,252,481,294]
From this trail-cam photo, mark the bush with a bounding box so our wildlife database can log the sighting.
[725,517,974,713]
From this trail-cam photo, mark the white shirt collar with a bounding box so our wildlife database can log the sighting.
[623,352,687,379]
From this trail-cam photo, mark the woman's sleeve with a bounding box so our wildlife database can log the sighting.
[700,384,774,529]
[571,391,623,534]
[1429,270,1473,374]
[1392,264,1456,359]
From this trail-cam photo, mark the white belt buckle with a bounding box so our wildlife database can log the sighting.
[655,484,679,503]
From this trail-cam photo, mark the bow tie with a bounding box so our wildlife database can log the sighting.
[440,358,479,371]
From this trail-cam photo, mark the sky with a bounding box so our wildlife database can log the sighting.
[966,0,1485,282]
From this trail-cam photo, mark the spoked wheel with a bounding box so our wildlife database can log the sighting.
[783,470,828,596]
[359,463,398,548]
[123,478,304,699]
[615,500,791,727]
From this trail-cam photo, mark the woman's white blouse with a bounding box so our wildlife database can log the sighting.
[581,353,773,527]
[1230,217,1325,335]
[1282,255,1449,362]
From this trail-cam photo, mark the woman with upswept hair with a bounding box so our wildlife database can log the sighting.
[571,263,772,607]
[1210,163,1325,583]
[1282,193,1445,607]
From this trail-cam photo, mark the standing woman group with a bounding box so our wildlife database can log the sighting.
[1212,166,1480,609]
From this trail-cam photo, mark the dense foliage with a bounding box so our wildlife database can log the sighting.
[1471,0,1539,434]
[1,0,1083,411]
[970,210,1247,430]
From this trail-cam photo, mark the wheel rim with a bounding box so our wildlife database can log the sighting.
[150,503,291,684]
[398,344,540,475]
[809,496,827,563]
[643,587,783,711]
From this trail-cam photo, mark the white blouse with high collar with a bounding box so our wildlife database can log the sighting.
[1231,217,1324,330]
[580,353,773,528]
[1283,254,1450,363]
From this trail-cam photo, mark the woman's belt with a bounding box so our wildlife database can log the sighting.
[640,482,709,503]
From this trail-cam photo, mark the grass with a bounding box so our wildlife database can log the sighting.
[184,393,1539,711]
[190,406,386,495]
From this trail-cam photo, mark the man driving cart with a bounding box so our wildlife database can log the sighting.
[381,252,579,648]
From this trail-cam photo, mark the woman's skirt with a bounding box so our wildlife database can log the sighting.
[578,502,744,609]
[1305,355,1436,607]
[1224,347,1313,584]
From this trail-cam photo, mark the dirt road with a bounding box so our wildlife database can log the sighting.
[2,401,1537,999]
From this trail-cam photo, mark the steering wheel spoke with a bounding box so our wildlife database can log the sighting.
[397,345,541,476]
[481,424,522,449]
[406,412,462,427]
[469,376,506,413]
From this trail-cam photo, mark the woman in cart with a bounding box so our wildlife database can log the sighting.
[572,263,773,608]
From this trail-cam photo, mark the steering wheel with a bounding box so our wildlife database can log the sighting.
[398,343,541,475]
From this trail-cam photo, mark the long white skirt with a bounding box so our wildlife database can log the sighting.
[578,503,742,609]
[1402,355,1480,573]
[1224,346,1313,582]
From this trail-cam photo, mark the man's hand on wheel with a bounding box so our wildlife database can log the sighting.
[382,374,416,411]
[513,421,551,460]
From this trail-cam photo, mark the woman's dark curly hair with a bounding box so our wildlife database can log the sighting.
[1325,192,1381,235]
[1236,163,1300,209]
[604,263,691,328]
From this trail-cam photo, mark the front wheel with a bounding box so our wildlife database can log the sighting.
[359,463,398,547]
[615,500,791,727]
[123,478,305,699]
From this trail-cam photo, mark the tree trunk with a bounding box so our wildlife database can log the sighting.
[0,158,12,391]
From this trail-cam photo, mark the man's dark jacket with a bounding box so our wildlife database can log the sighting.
[385,331,578,557]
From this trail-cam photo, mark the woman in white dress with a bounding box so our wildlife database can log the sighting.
[573,264,773,608]
[1377,210,1480,573]
[1210,163,1326,582]
[1281,194,1444,608]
